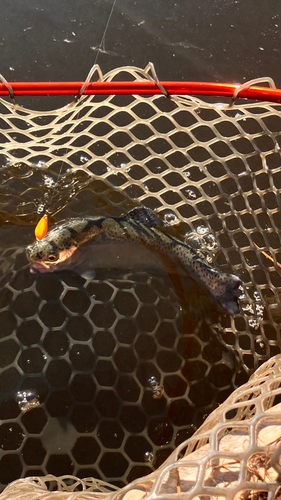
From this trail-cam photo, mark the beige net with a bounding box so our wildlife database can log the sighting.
[0,64,281,497]
[1,65,281,369]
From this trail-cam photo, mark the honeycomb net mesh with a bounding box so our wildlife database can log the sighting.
[0,65,281,498]
[2,354,281,500]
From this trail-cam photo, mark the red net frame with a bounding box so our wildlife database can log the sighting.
[0,63,280,103]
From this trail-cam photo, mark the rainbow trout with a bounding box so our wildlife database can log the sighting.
[26,207,242,314]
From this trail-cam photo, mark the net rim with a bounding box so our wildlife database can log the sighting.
[0,63,280,104]
[0,80,280,99]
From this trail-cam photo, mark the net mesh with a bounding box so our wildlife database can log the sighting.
[2,65,281,369]
[2,354,281,500]
[0,64,281,497]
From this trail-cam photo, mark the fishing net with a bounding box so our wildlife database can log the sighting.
[2,353,281,500]
[0,64,281,497]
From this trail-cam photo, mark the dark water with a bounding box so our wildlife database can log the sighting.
[0,0,280,110]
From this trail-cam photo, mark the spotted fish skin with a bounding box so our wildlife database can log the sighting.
[26,207,242,314]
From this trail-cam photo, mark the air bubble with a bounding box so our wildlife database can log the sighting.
[203,234,219,252]
[242,303,255,315]
[196,225,209,236]
[256,339,265,348]
[253,291,261,302]
[164,213,179,226]
[80,155,90,164]
[248,318,260,330]
[16,390,40,413]
[43,175,56,188]
[144,451,154,464]
[37,204,45,214]
[185,189,197,200]
[148,376,164,399]
[256,303,264,319]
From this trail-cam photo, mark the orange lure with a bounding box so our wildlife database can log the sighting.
[35,214,49,241]
[254,242,281,269]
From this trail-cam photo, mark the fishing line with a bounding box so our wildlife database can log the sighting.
[37,0,118,238]
[93,0,118,66]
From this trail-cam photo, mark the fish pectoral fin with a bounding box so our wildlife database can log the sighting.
[214,274,242,315]
[80,270,97,281]
[126,207,162,228]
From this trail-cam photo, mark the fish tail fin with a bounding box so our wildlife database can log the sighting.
[214,274,242,315]
[127,207,162,228]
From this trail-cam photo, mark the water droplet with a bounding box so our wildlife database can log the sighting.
[16,390,40,413]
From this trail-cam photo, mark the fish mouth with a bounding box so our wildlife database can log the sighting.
[30,263,50,274]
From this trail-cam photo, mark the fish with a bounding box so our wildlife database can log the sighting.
[25,207,242,315]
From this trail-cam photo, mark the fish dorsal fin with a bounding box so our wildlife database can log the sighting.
[126,207,162,228]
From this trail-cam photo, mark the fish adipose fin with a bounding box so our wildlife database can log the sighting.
[126,207,162,228]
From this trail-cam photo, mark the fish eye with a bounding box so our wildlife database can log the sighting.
[47,253,59,262]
